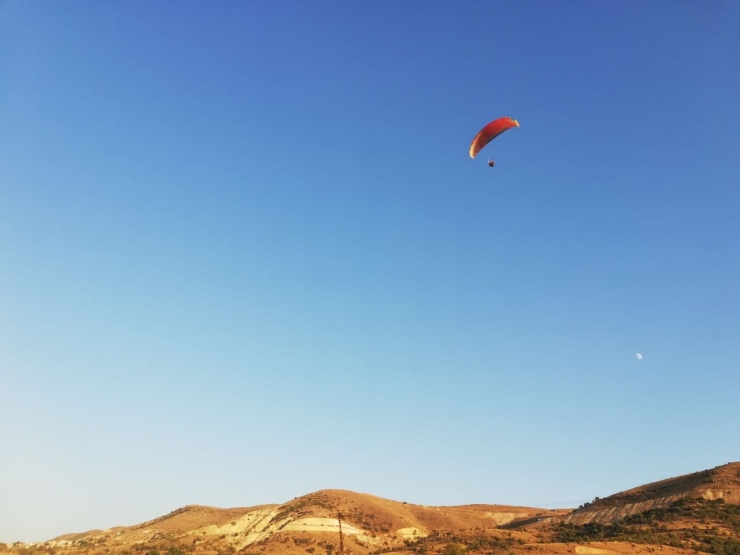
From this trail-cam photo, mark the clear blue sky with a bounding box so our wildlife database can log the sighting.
[2,1,739,543]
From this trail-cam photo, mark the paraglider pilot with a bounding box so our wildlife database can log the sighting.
[469,116,519,168]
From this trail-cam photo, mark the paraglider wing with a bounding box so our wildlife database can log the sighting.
[469,116,520,159]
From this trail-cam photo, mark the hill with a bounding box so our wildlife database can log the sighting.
[545,462,740,555]
[561,462,740,525]
[7,489,561,555]
[1,462,738,555]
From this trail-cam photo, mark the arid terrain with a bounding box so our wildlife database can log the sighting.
[2,462,738,555]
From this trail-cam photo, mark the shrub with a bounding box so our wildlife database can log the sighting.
[442,543,466,555]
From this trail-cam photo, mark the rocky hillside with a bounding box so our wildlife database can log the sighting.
[561,462,740,525]
[10,490,560,555]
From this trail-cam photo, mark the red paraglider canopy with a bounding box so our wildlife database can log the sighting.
[469,116,519,159]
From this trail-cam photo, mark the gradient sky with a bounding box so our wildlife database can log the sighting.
[2,1,739,544]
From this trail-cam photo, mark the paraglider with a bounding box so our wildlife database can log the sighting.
[469,116,519,167]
